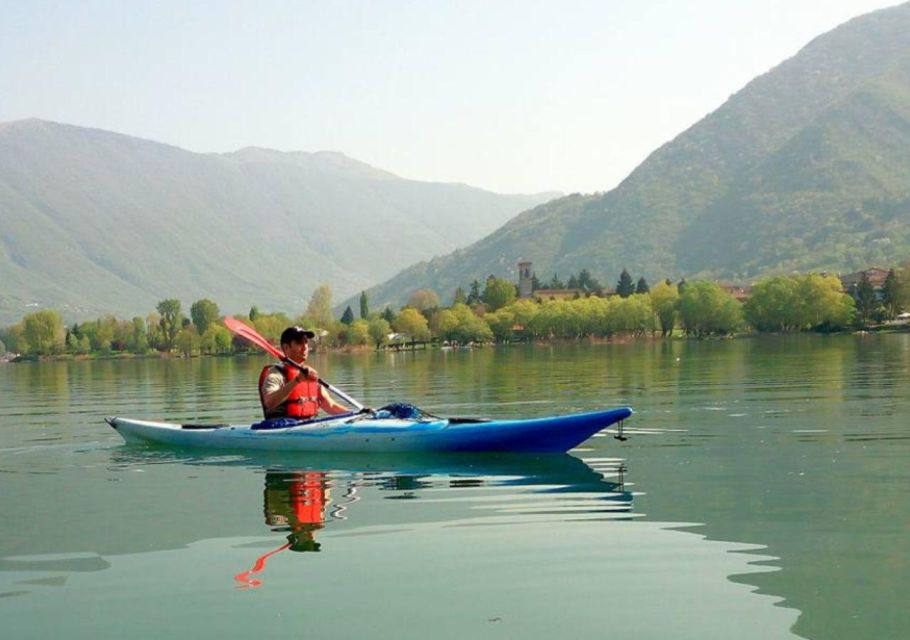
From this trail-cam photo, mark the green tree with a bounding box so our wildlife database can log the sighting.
[368,317,391,349]
[616,269,635,298]
[467,280,483,305]
[190,298,220,335]
[429,308,458,338]
[200,324,233,354]
[252,312,292,344]
[678,281,742,337]
[635,277,650,294]
[609,294,656,335]
[249,305,260,321]
[446,304,493,343]
[530,299,587,338]
[96,315,120,352]
[485,307,516,342]
[359,291,369,320]
[650,281,679,336]
[156,299,183,350]
[882,269,899,319]
[799,274,854,331]
[453,287,467,305]
[531,272,542,291]
[69,332,90,354]
[577,269,601,292]
[896,263,910,314]
[502,299,540,333]
[175,324,199,357]
[128,316,150,353]
[22,310,65,355]
[548,274,564,289]
[482,277,517,311]
[306,284,334,328]
[853,272,879,326]
[381,307,396,323]
[145,313,161,349]
[393,308,431,342]
[340,319,370,346]
[65,331,79,353]
[743,276,799,332]
[1,323,26,353]
[744,274,853,332]
[341,306,355,325]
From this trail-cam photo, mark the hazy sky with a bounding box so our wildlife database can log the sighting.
[0,0,901,194]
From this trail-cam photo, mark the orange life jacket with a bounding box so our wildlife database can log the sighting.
[259,364,320,419]
[289,472,326,526]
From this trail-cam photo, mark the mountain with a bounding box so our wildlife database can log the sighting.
[0,119,558,324]
[357,2,910,309]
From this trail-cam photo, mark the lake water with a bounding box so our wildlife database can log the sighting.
[1,335,907,639]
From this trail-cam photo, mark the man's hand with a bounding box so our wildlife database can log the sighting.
[295,366,317,382]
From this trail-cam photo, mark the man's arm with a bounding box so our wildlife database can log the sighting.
[317,386,352,415]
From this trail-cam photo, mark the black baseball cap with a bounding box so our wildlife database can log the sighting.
[280,326,316,345]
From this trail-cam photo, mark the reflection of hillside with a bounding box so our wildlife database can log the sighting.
[628,335,910,640]
[638,462,908,640]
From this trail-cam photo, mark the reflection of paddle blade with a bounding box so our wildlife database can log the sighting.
[233,542,290,590]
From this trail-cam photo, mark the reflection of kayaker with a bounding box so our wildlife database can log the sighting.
[234,471,330,588]
[264,471,328,552]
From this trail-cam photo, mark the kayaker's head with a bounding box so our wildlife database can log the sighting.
[280,326,315,362]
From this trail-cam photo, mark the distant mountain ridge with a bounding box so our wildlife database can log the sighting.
[0,119,558,324]
[357,2,910,310]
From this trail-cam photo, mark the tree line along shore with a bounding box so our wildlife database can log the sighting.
[2,266,909,360]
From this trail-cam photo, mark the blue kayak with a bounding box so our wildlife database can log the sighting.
[106,405,632,453]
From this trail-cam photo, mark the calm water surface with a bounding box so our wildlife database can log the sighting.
[1,335,908,639]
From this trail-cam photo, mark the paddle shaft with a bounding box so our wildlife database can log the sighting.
[282,356,363,411]
[224,316,364,411]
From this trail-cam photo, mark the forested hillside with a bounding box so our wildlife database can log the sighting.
[0,120,556,324]
[357,2,910,310]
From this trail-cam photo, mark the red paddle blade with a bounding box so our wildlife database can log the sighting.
[224,316,283,360]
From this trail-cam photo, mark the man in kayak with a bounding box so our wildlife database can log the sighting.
[259,326,350,419]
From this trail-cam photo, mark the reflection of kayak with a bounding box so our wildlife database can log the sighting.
[106,407,632,453]
[108,447,626,488]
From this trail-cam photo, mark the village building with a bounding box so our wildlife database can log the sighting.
[518,261,533,298]
[532,288,589,300]
[518,260,591,300]
[718,283,753,302]
[839,267,890,301]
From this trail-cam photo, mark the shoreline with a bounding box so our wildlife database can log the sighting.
[5,325,909,363]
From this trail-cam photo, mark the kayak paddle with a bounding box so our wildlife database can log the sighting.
[224,316,364,411]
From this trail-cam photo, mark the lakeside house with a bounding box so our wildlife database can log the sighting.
[718,284,753,302]
[532,288,589,301]
[518,260,597,301]
[839,267,890,301]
